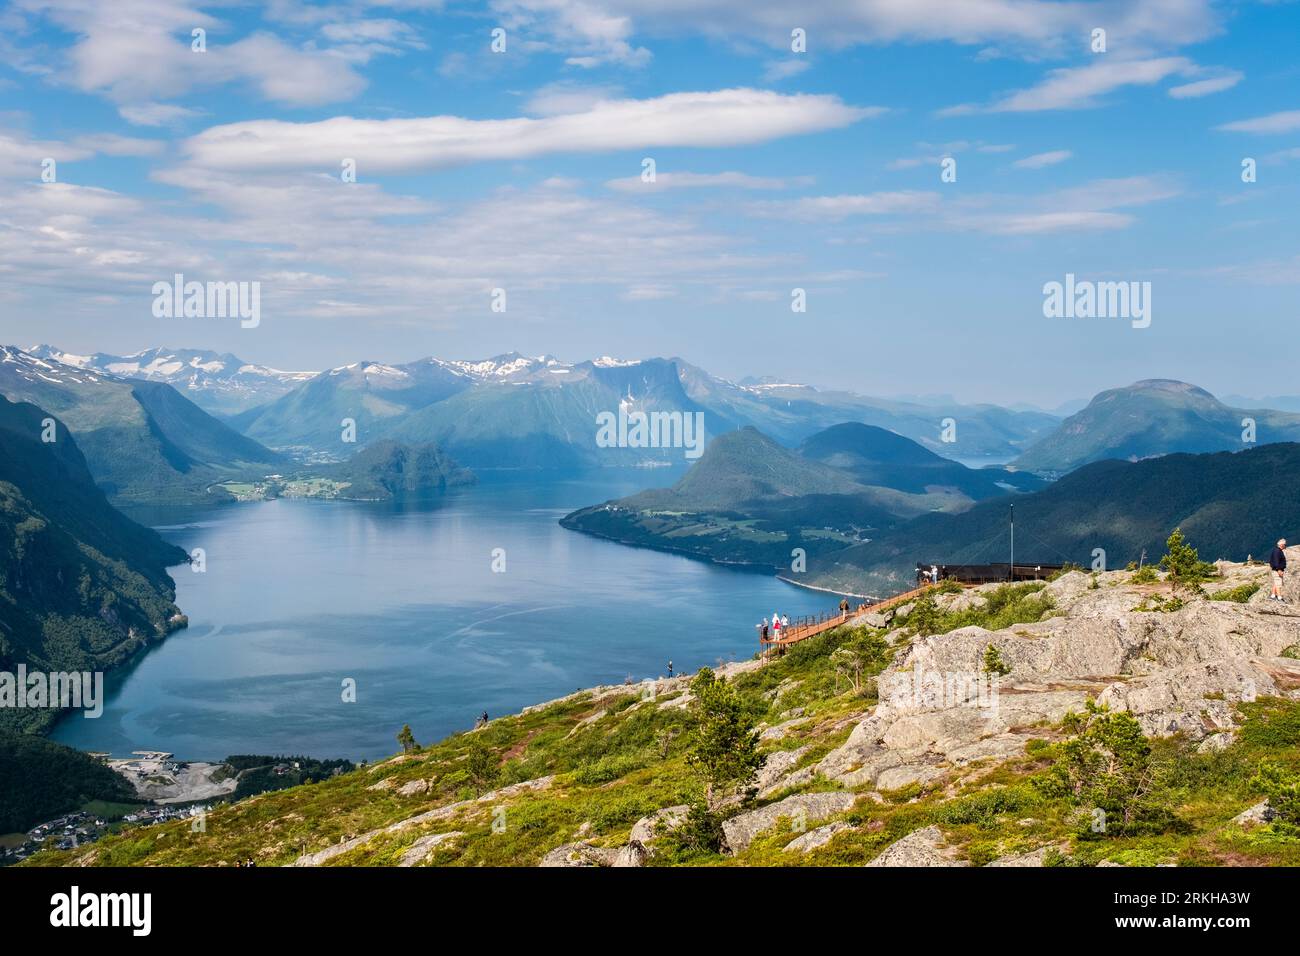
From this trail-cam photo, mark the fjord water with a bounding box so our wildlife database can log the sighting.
[52,473,834,762]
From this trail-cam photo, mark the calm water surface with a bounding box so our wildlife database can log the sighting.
[52,473,837,762]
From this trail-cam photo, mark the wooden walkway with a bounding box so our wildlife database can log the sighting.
[759,583,937,658]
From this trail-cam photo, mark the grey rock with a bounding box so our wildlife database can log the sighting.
[866,825,968,867]
[783,821,856,854]
[722,792,857,854]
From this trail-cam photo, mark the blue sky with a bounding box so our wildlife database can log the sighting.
[1,0,1298,406]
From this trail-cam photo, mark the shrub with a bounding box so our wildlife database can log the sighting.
[983,644,1012,677]
[1130,565,1159,584]
[1249,762,1300,834]
[1209,583,1260,603]
[1035,701,1161,836]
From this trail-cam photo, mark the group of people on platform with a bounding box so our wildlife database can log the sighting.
[757,612,791,642]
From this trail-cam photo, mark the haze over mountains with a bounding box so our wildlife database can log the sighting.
[128,347,1060,467]
[14,343,1300,515]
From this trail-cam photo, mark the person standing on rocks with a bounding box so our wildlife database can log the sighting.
[839,597,850,620]
[1269,538,1287,601]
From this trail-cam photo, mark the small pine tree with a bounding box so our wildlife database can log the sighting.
[1159,528,1215,590]
[831,631,890,693]
[983,644,1012,677]
[397,724,416,753]
[685,667,764,811]
[465,740,500,794]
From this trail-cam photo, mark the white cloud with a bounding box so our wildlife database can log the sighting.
[1012,149,1072,169]
[489,0,1220,58]
[13,0,380,108]
[1168,71,1242,99]
[179,90,877,174]
[762,59,810,83]
[1217,110,1300,134]
[944,57,1199,114]
[605,171,809,192]
[747,191,942,221]
[118,102,204,127]
[744,175,1179,234]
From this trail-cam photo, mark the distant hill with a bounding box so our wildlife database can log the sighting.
[329,440,474,500]
[28,345,315,418]
[809,442,1300,595]
[0,346,284,504]
[560,424,1030,574]
[1012,379,1300,475]
[0,394,188,734]
[798,422,1044,498]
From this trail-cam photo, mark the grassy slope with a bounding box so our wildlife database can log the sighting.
[26,578,1300,868]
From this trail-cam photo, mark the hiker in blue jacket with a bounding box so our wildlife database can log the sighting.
[1269,538,1288,602]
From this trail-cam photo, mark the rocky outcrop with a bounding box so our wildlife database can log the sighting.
[539,842,621,867]
[784,821,856,854]
[629,805,690,846]
[815,562,1300,797]
[722,792,857,854]
[866,825,967,867]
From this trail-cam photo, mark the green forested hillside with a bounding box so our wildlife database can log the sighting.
[0,395,187,734]
[330,440,475,499]
[809,442,1300,593]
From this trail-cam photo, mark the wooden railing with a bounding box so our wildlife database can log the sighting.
[758,583,939,657]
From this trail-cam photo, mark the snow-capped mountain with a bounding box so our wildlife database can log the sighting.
[28,346,316,417]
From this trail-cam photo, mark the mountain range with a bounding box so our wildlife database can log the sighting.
[29,345,315,418]
[0,346,284,505]
[563,412,1300,596]
[222,351,1061,468]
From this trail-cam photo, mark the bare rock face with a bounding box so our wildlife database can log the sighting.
[866,825,968,867]
[539,842,621,867]
[629,805,690,846]
[986,845,1064,867]
[399,831,462,866]
[722,792,858,854]
[817,561,1300,794]
[753,745,810,794]
[784,821,856,854]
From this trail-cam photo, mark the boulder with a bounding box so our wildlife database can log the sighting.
[722,792,857,854]
[629,805,690,845]
[866,825,968,867]
[398,830,462,867]
[783,821,856,854]
[986,845,1063,867]
[539,842,620,867]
